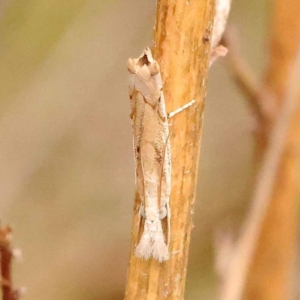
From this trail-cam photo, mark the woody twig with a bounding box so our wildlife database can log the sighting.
[219,46,300,300]
[0,226,22,300]
[222,27,276,128]
[213,1,300,299]
[124,0,215,298]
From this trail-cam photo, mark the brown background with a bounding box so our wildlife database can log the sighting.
[0,0,270,299]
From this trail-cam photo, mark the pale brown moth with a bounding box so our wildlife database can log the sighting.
[127,48,194,262]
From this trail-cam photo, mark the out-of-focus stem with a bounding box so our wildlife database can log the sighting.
[221,46,300,300]
[0,226,21,300]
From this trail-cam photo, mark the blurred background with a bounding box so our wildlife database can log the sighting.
[0,0,272,299]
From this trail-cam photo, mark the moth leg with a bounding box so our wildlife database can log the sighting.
[168,99,196,118]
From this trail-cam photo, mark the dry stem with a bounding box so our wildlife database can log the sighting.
[264,0,300,103]
[239,0,300,297]
[217,0,300,298]
[220,45,300,300]
[0,226,20,300]
[124,0,215,299]
[223,28,276,129]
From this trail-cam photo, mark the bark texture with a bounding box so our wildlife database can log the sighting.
[124,0,215,299]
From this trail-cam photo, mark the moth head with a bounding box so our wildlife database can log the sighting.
[127,56,151,80]
[139,48,160,75]
[148,61,160,76]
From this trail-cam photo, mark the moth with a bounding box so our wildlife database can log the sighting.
[127,48,194,262]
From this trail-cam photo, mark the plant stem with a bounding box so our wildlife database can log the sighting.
[124,0,215,299]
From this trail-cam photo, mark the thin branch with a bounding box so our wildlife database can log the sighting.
[236,0,300,297]
[0,226,22,300]
[124,0,215,299]
[264,0,300,102]
[213,226,235,284]
[220,45,300,300]
[223,27,276,125]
